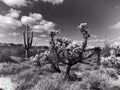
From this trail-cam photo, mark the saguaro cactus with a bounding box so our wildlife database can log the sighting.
[23,25,34,58]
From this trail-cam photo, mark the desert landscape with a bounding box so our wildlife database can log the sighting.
[0,0,120,90]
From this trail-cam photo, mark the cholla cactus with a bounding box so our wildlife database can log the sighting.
[110,49,116,58]
[101,49,120,69]
[78,23,91,39]
[33,51,50,67]
[101,56,117,68]
[110,43,120,57]
[47,23,101,77]
[49,29,60,38]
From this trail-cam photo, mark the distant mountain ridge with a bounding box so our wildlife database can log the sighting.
[0,42,49,49]
[0,42,49,58]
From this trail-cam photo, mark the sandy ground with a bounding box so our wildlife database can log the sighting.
[0,77,17,90]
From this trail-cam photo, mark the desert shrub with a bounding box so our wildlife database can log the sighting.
[33,73,65,90]
[0,53,16,63]
[101,56,120,69]
[10,56,26,63]
[32,70,119,90]
[51,70,109,90]
[0,62,43,90]
[101,57,115,68]
[83,70,109,89]
[0,62,32,75]
[15,68,42,90]
[105,68,118,79]
[10,47,25,58]
[30,51,49,69]
[67,70,120,90]
[102,42,111,57]
[61,70,120,90]
[85,70,120,90]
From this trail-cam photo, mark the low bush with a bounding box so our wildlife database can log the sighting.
[0,62,32,75]
[33,73,65,90]
[15,68,41,90]
[0,53,14,63]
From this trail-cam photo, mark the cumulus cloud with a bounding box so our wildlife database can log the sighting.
[6,8,21,18]
[29,13,42,21]
[21,13,42,25]
[21,16,36,25]
[41,0,64,5]
[31,20,55,32]
[0,0,28,7]
[89,39,104,43]
[40,34,47,37]
[0,34,5,37]
[117,36,120,40]
[33,37,41,41]
[1,0,64,7]
[110,22,120,29]
[45,39,49,42]
[72,40,82,45]
[91,35,98,38]
[87,39,105,48]
[115,6,120,10]
[21,13,55,32]
[0,9,22,30]
[9,32,20,36]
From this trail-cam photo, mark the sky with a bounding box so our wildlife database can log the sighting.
[0,0,120,46]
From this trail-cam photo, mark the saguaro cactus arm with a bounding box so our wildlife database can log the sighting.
[30,31,34,46]
[23,31,27,48]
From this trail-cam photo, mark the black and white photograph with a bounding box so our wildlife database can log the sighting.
[0,0,120,90]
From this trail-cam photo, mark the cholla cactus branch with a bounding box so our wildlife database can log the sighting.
[48,30,63,73]
[78,23,91,39]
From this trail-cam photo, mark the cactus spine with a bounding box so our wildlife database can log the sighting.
[23,25,34,58]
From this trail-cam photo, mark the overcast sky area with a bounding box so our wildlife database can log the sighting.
[0,0,120,46]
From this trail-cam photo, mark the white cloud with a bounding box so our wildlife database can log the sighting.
[91,35,98,38]
[21,13,42,25]
[9,32,20,36]
[41,0,64,5]
[21,13,55,32]
[1,0,64,7]
[110,22,120,29]
[21,16,36,25]
[117,36,120,40]
[29,13,42,21]
[0,9,22,30]
[72,40,82,45]
[31,29,44,33]
[87,39,105,48]
[0,0,28,7]
[115,6,120,10]
[0,34,5,37]
[31,20,55,32]
[89,39,105,43]
[6,8,21,18]
[45,39,49,42]
[40,34,47,37]
[33,37,41,40]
